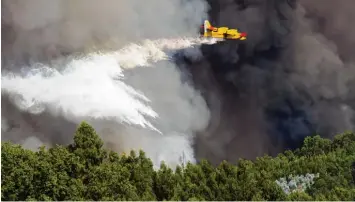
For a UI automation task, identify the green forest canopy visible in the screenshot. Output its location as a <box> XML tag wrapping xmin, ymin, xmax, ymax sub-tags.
<box><xmin>2</xmin><ymin>122</ymin><xmax>355</xmax><ymax>201</ymax></box>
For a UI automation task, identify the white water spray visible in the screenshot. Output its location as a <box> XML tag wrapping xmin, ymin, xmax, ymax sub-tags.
<box><xmin>2</xmin><ymin>37</ymin><xmax>216</xmax><ymax>168</ymax></box>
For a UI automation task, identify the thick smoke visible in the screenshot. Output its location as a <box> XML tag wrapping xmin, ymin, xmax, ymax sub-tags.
<box><xmin>2</xmin><ymin>0</ymin><xmax>355</xmax><ymax>167</ymax></box>
<box><xmin>2</xmin><ymin>0</ymin><xmax>208</xmax><ymax>64</ymax></box>
<box><xmin>299</xmin><ymin>0</ymin><xmax>355</xmax><ymax>62</ymax></box>
<box><xmin>2</xmin><ymin>0</ymin><xmax>210</xmax><ymax>167</ymax></box>
<box><xmin>181</xmin><ymin>0</ymin><xmax>355</xmax><ymax>164</ymax></box>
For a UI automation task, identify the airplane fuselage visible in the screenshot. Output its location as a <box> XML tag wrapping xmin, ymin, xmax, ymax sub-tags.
<box><xmin>200</xmin><ymin>20</ymin><xmax>247</xmax><ymax>40</ymax></box>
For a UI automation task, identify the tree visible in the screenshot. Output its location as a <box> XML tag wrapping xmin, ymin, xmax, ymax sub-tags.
<box><xmin>2</xmin><ymin>122</ymin><xmax>355</xmax><ymax>201</ymax></box>
<box><xmin>69</xmin><ymin>122</ymin><xmax>107</xmax><ymax>168</ymax></box>
<box><xmin>299</xmin><ymin>135</ymin><xmax>332</xmax><ymax>157</ymax></box>
<box><xmin>153</xmin><ymin>162</ymin><xmax>177</xmax><ymax>200</ymax></box>
<box><xmin>1</xmin><ymin>143</ymin><xmax>38</xmax><ymax>200</ymax></box>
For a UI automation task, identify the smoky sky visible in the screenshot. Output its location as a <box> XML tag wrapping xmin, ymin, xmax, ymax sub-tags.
<box><xmin>2</xmin><ymin>0</ymin><xmax>355</xmax><ymax>165</ymax></box>
<box><xmin>181</xmin><ymin>0</ymin><xmax>355</xmax><ymax>164</ymax></box>
<box><xmin>1</xmin><ymin>0</ymin><xmax>208</xmax><ymax>67</ymax></box>
<box><xmin>1</xmin><ymin>0</ymin><xmax>210</xmax><ymax>157</ymax></box>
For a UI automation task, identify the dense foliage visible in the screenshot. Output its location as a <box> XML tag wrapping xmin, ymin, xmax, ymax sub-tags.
<box><xmin>2</xmin><ymin>122</ymin><xmax>355</xmax><ymax>201</ymax></box>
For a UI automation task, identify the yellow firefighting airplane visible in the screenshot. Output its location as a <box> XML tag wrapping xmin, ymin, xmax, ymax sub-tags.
<box><xmin>200</xmin><ymin>20</ymin><xmax>247</xmax><ymax>40</ymax></box>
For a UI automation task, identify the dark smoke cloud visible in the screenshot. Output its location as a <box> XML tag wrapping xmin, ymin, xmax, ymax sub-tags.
<box><xmin>299</xmin><ymin>0</ymin><xmax>355</xmax><ymax>62</ymax></box>
<box><xmin>180</xmin><ymin>0</ymin><xmax>355</xmax><ymax>164</ymax></box>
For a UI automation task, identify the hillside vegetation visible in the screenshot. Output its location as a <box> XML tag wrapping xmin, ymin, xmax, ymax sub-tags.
<box><xmin>2</xmin><ymin>122</ymin><xmax>355</xmax><ymax>201</ymax></box>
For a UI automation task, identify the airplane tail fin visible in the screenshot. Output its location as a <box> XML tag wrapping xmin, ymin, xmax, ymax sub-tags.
<box><xmin>200</xmin><ymin>20</ymin><xmax>214</xmax><ymax>37</ymax></box>
<box><xmin>204</xmin><ymin>20</ymin><xmax>212</xmax><ymax>30</ymax></box>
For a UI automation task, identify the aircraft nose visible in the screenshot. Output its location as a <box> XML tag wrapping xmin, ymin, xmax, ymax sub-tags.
<box><xmin>240</xmin><ymin>32</ymin><xmax>247</xmax><ymax>37</ymax></box>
